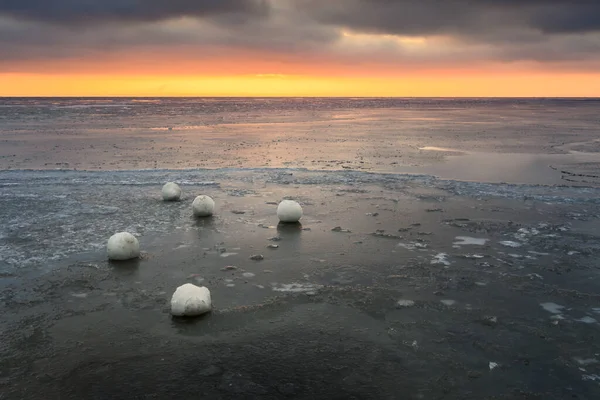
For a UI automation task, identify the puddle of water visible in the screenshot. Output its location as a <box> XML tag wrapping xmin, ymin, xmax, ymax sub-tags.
<box><xmin>416</xmin><ymin>151</ymin><xmax>600</xmax><ymax>185</ymax></box>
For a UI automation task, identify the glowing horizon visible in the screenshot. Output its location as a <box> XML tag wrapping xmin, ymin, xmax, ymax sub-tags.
<box><xmin>2</xmin><ymin>70</ymin><xmax>600</xmax><ymax>98</ymax></box>
<box><xmin>1</xmin><ymin>1</ymin><xmax>599</xmax><ymax>97</ymax></box>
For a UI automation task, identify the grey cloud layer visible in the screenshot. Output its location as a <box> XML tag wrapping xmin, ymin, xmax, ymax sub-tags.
<box><xmin>298</xmin><ymin>0</ymin><xmax>600</xmax><ymax>36</ymax></box>
<box><xmin>0</xmin><ymin>0</ymin><xmax>269</xmax><ymax>24</ymax></box>
<box><xmin>0</xmin><ymin>0</ymin><xmax>599</xmax><ymax>68</ymax></box>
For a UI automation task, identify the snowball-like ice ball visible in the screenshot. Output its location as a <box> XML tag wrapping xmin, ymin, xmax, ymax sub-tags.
<box><xmin>192</xmin><ymin>195</ymin><xmax>215</xmax><ymax>217</ymax></box>
<box><xmin>107</xmin><ymin>232</ymin><xmax>140</xmax><ymax>261</ymax></box>
<box><xmin>277</xmin><ymin>200</ymin><xmax>303</xmax><ymax>223</ymax></box>
<box><xmin>162</xmin><ymin>182</ymin><xmax>182</xmax><ymax>201</ymax></box>
<box><xmin>170</xmin><ymin>283</ymin><xmax>212</xmax><ymax>317</ymax></box>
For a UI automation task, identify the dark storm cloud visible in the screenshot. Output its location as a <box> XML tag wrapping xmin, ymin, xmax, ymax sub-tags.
<box><xmin>0</xmin><ymin>0</ymin><xmax>600</xmax><ymax>69</ymax></box>
<box><xmin>297</xmin><ymin>0</ymin><xmax>600</xmax><ymax>36</ymax></box>
<box><xmin>0</xmin><ymin>0</ymin><xmax>269</xmax><ymax>25</ymax></box>
<box><xmin>532</xmin><ymin>4</ymin><xmax>600</xmax><ymax>33</ymax></box>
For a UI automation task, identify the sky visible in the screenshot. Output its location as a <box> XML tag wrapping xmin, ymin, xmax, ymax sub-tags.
<box><xmin>1</xmin><ymin>0</ymin><xmax>600</xmax><ymax>96</ymax></box>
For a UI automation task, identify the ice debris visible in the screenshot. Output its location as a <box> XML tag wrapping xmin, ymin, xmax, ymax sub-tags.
<box><xmin>170</xmin><ymin>283</ymin><xmax>212</xmax><ymax>317</ymax></box>
<box><xmin>454</xmin><ymin>236</ymin><xmax>488</xmax><ymax>246</ymax></box>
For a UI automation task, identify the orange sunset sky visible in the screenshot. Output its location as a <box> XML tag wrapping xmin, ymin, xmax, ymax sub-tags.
<box><xmin>1</xmin><ymin>1</ymin><xmax>600</xmax><ymax>97</ymax></box>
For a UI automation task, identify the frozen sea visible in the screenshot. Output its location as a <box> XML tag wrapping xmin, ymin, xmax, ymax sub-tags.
<box><xmin>1</xmin><ymin>98</ymin><xmax>600</xmax><ymax>399</ymax></box>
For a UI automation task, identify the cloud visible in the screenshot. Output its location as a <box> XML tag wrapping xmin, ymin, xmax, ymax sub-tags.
<box><xmin>0</xmin><ymin>0</ymin><xmax>599</xmax><ymax>73</ymax></box>
<box><xmin>0</xmin><ymin>0</ymin><xmax>269</xmax><ymax>25</ymax></box>
<box><xmin>296</xmin><ymin>0</ymin><xmax>600</xmax><ymax>37</ymax></box>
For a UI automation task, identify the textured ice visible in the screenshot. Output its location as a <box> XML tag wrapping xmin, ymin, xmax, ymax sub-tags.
<box><xmin>574</xmin><ymin>358</ymin><xmax>598</xmax><ymax>366</ymax></box>
<box><xmin>576</xmin><ymin>316</ymin><xmax>597</xmax><ymax>324</ymax></box>
<box><xmin>431</xmin><ymin>253</ymin><xmax>451</xmax><ymax>266</ymax></box>
<box><xmin>441</xmin><ymin>300</ymin><xmax>456</xmax><ymax>306</ymax></box>
<box><xmin>514</xmin><ymin>228</ymin><xmax>540</xmax><ymax>241</ymax></box>
<box><xmin>220</xmin><ymin>253</ymin><xmax>238</xmax><ymax>258</ymax></box>
<box><xmin>527</xmin><ymin>273</ymin><xmax>544</xmax><ymax>280</ymax></box>
<box><xmin>540</xmin><ymin>302</ymin><xmax>565</xmax><ymax>314</ymax></box>
<box><xmin>454</xmin><ymin>236</ymin><xmax>488</xmax><ymax>246</ymax></box>
<box><xmin>582</xmin><ymin>374</ymin><xmax>600</xmax><ymax>382</ymax></box>
<box><xmin>2</xmin><ymin>167</ymin><xmax>600</xmax><ymax>274</ymax></box>
<box><xmin>499</xmin><ymin>241</ymin><xmax>522</xmax><ymax>248</ymax></box>
<box><xmin>272</xmin><ymin>283</ymin><xmax>323</xmax><ymax>293</ymax></box>
<box><xmin>464</xmin><ymin>254</ymin><xmax>485</xmax><ymax>259</ymax></box>
<box><xmin>397</xmin><ymin>242</ymin><xmax>428</xmax><ymax>250</ymax></box>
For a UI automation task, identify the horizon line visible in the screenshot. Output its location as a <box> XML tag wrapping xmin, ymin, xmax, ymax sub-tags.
<box><xmin>1</xmin><ymin>95</ymin><xmax>599</xmax><ymax>99</ymax></box>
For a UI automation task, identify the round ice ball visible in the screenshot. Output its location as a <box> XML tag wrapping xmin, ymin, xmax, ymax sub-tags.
<box><xmin>107</xmin><ymin>232</ymin><xmax>140</xmax><ymax>261</ymax></box>
<box><xmin>162</xmin><ymin>182</ymin><xmax>182</xmax><ymax>201</ymax></box>
<box><xmin>277</xmin><ymin>200</ymin><xmax>303</xmax><ymax>223</ymax></box>
<box><xmin>192</xmin><ymin>195</ymin><xmax>215</xmax><ymax>217</ymax></box>
<box><xmin>171</xmin><ymin>283</ymin><xmax>212</xmax><ymax>317</ymax></box>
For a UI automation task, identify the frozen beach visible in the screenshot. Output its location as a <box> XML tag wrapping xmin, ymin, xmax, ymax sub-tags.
<box><xmin>1</xmin><ymin>98</ymin><xmax>600</xmax><ymax>399</ymax></box>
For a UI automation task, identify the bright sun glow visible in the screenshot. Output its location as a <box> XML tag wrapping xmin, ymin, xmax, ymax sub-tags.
<box><xmin>2</xmin><ymin>72</ymin><xmax>600</xmax><ymax>97</ymax></box>
<box><xmin>341</xmin><ymin>30</ymin><xmax>428</xmax><ymax>47</ymax></box>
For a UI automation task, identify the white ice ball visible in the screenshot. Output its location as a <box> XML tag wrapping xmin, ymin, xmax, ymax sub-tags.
<box><xmin>170</xmin><ymin>283</ymin><xmax>212</xmax><ymax>317</ymax></box>
<box><xmin>277</xmin><ymin>200</ymin><xmax>303</xmax><ymax>223</ymax></box>
<box><xmin>107</xmin><ymin>232</ymin><xmax>140</xmax><ymax>261</ymax></box>
<box><xmin>192</xmin><ymin>195</ymin><xmax>215</xmax><ymax>217</ymax></box>
<box><xmin>162</xmin><ymin>182</ymin><xmax>182</xmax><ymax>201</ymax></box>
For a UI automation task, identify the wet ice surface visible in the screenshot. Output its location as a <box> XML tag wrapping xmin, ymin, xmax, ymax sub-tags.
<box><xmin>1</xmin><ymin>168</ymin><xmax>600</xmax><ymax>399</ymax></box>
<box><xmin>2</xmin><ymin>98</ymin><xmax>600</xmax><ymax>399</ymax></box>
<box><xmin>3</xmin><ymin>97</ymin><xmax>600</xmax><ymax>186</ymax></box>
